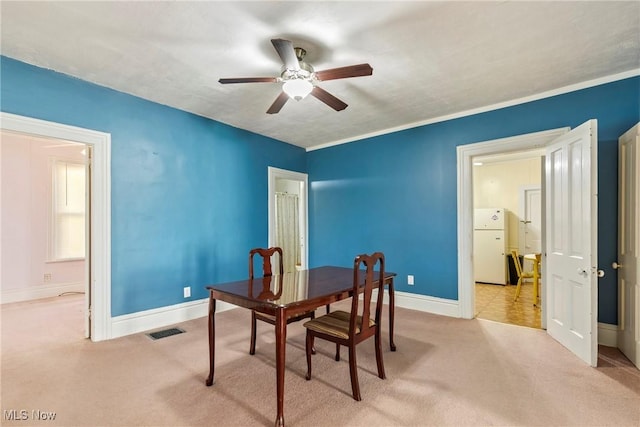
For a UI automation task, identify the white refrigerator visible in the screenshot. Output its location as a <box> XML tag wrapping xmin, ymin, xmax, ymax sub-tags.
<box><xmin>473</xmin><ymin>208</ymin><xmax>508</xmax><ymax>285</ymax></box>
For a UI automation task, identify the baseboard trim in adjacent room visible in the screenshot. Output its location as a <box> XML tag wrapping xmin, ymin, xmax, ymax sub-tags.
<box><xmin>598</xmin><ymin>322</ymin><xmax>618</xmax><ymax>347</ymax></box>
<box><xmin>110</xmin><ymin>298</ymin><xmax>236</xmax><ymax>339</ymax></box>
<box><xmin>1</xmin><ymin>282</ymin><xmax>84</xmax><ymax>304</ymax></box>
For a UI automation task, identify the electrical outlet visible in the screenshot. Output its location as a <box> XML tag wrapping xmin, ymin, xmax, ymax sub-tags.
<box><xmin>183</xmin><ymin>286</ymin><xmax>191</xmax><ymax>298</ymax></box>
<box><xmin>44</xmin><ymin>273</ymin><xmax>52</xmax><ymax>283</ymax></box>
<box><xmin>408</xmin><ymin>275</ymin><xmax>414</xmax><ymax>285</ymax></box>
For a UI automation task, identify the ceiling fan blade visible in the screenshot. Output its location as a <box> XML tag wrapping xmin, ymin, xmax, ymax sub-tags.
<box><xmin>314</xmin><ymin>63</ymin><xmax>373</xmax><ymax>81</ymax></box>
<box><xmin>310</xmin><ymin>87</ymin><xmax>348</xmax><ymax>111</ymax></box>
<box><xmin>219</xmin><ymin>77</ymin><xmax>278</xmax><ymax>84</ymax></box>
<box><xmin>271</xmin><ymin>39</ymin><xmax>300</xmax><ymax>71</ymax></box>
<box><xmin>266</xmin><ymin>92</ymin><xmax>290</xmax><ymax>114</ymax></box>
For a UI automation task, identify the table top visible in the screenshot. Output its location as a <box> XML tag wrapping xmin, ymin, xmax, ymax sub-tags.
<box><xmin>206</xmin><ymin>266</ymin><xmax>396</xmax><ymax>315</ymax></box>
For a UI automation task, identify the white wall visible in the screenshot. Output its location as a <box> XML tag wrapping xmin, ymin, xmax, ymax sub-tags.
<box><xmin>473</xmin><ymin>157</ymin><xmax>541</xmax><ymax>251</ymax></box>
<box><xmin>1</xmin><ymin>131</ymin><xmax>85</xmax><ymax>303</ymax></box>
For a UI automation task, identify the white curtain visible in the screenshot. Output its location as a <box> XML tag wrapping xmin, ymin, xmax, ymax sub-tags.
<box><xmin>275</xmin><ymin>192</ymin><xmax>300</xmax><ymax>273</ymax></box>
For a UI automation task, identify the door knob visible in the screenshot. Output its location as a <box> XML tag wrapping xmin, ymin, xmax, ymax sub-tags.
<box><xmin>612</xmin><ymin>262</ymin><xmax>623</xmax><ymax>269</ymax></box>
<box><xmin>577</xmin><ymin>268</ymin><xmax>588</xmax><ymax>277</ymax></box>
<box><xmin>597</xmin><ymin>270</ymin><xmax>605</xmax><ymax>278</ymax></box>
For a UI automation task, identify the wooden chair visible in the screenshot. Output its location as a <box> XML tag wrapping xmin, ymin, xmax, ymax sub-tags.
<box><xmin>511</xmin><ymin>249</ymin><xmax>534</xmax><ymax>302</ymax></box>
<box><xmin>303</xmin><ymin>252</ymin><xmax>386</xmax><ymax>401</ymax></box>
<box><xmin>249</xmin><ymin>247</ymin><xmax>315</xmax><ymax>355</ymax></box>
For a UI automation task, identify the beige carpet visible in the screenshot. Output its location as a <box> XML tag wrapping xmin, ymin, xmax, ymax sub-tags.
<box><xmin>1</xmin><ymin>294</ymin><xmax>639</xmax><ymax>427</ymax></box>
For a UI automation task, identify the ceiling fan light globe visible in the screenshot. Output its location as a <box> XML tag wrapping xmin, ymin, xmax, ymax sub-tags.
<box><xmin>283</xmin><ymin>79</ymin><xmax>313</xmax><ymax>101</ymax></box>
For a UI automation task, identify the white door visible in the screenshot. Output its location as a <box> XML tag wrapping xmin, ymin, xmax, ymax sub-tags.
<box><xmin>545</xmin><ymin>119</ymin><xmax>598</xmax><ymax>366</ymax></box>
<box><xmin>519</xmin><ymin>186</ymin><xmax>542</xmax><ymax>254</ymax></box>
<box><xmin>617</xmin><ymin>123</ymin><xmax>639</xmax><ymax>369</ymax></box>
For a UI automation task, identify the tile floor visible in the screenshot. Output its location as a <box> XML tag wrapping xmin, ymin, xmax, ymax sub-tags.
<box><xmin>475</xmin><ymin>280</ymin><xmax>541</xmax><ymax>329</ymax></box>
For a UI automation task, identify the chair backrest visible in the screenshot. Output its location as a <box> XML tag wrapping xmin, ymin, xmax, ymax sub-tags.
<box><xmin>249</xmin><ymin>247</ymin><xmax>284</xmax><ymax>300</ymax></box>
<box><xmin>249</xmin><ymin>247</ymin><xmax>284</xmax><ymax>279</ymax></box>
<box><xmin>511</xmin><ymin>250</ymin><xmax>523</xmax><ymax>276</ymax></box>
<box><xmin>350</xmin><ymin>252</ymin><xmax>385</xmax><ymax>339</ymax></box>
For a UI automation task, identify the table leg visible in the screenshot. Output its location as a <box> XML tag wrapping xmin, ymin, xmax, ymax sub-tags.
<box><xmin>387</xmin><ymin>278</ymin><xmax>396</xmax><ymax>352</ymax></box>
<box><xmin>274</xmin><ymin>307</ymin><xmax>286</xmax><ymax>427</ymax></box>
<box><xmin>206</xmin><ymin>296</ymin><xmax>216</xmax><ymax>386</ymax></box>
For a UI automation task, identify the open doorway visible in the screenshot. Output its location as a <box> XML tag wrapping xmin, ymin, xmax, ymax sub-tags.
<box><xmin>460</xmin><ymin>120</ymin><xmax>601</xmax><ymax>368</ymax></box>
<box><xmin>1</xmin><ymin>112</ymin><xmax>111</xmax><ymax>341</ymax></box>
<box><xmin>267</xmin><ymin>167</ymin><xmax>308</xmax><ymax>272</ymax></box>
<box><xmin>1</xmin><ymin>130</ymin><xmax>89</xmax><ymax>337</ymax></box>
<box><xmin>472</xmin><ymin>151</ymin><xmax>543</xmax><ymax>328</ymax></box>
<box><xmin>457</xmin><ymin>126</ymin><xmax>569</xmax><ymax>322</ymax></box>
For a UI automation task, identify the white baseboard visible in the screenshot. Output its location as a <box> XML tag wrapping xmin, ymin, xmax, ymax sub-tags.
<box><xmin>598</xmin><ymin>322</ymin><xmax>618</xmax><ymax>347</ymax></box>
<box><xmin>1</xmin><ymin>282</ymin><xmax>84</xmax><ymax>304</ymax></box>
<box><xmin>378</xmin><ymin>290</ymin><xmax>619</xmax><ymax>348</ymax></box>
<box><xmin>115</xmin><ymin>289</ymin><xmax>457</xmax><ymax>341</ymax></box>
<box><xmin>107</xmin><ymin>291</ymin><xmax>619</xmax><ymax>347</ymax></box>
<box><xmin>394</xmin><ymin>290</ymin><xmax>461</xmax><ymax>317</ymax></box>
<box><xmin>375</xmin><ymin>288</ymin><xmax>461</xmax><ymax>318</ymax></box>
<box><xmin>110</xmin><ymin>298</ymin><xmax>236</xmax><ymax>339</ymax></box>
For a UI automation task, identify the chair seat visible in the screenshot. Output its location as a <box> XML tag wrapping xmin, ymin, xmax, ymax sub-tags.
<box><xmin>303</xmin><ymin>310</ymin><xmax>375</xmax><ymax>340</ymax></box>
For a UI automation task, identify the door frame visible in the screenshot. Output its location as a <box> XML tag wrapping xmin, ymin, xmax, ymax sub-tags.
<box><xmin>267</xmin><ymin>167</ymin><xmax>309</xmax><ymax>270</ymax></box>
<box><xmin>457</xmin><ymin>127</ymin><xmax>569</xmax><ymax>319</ymax></box>
<box><xmin>0</xmin><ymin>112</ymin><xmax>112</xmax><ymax>341</ymax></box>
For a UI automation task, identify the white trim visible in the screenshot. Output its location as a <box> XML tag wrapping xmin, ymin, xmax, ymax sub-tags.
<box><xmin>0</xmin><ymin>112</ymin><xmax>112</xmax><ymax>341</ymax></box>
<box><xmin>374</xmin><ymin>289</ymin><xmax>461</xmax><ymax>318</ymax></box>
<box><xmin>1</xmin><ymin>282</ymin><xmax>84</xmax><ymax>304</ymax></box>
<box><xmin>306</xmin><ymin>69</ymin><xmax>640</xmax><ymax>152</ymax></box>
<box><xmin>110</xmin><ymin>298</ymin><xmax>236</xmax><ymax>339</ymax></box>
<box><xmin>395</xmin><ymin>291</ymin><xmax>460</xmax><ymax>318</ymax></box>
<box><xmin>377</xmin><ymin>290</ymin><xmax>619</xmax><ymax>342</ymax></box>
<box><xmin>457</xmin><ymin>127</ymin><xmax>569</xmax><ymax>320</ymax></box>
<box><xmin>267</xmin><ymin>167</ymin><xmax>309</xmax><ymax>270</ymax></box>
<box><xmin>598</xmin><ymin>322</ymin><xmax>618</xmax><ymax>347</ymax></box>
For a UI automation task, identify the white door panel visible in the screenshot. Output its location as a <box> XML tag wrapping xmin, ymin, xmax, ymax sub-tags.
<box><xmin>519</xmin><ymin>187</ymin><xmax>542</xmax><ymax>255</ymax></box>
<box><xmin>617</xmin><ymin>123</ymin><xmax>639</xmax><ymax>368</ymax></box>
<box><xmin>526</xmin><ymin>190</ymin><xmax>542</xmax><ymax>254</ymax></box>
<box><xmin>545</xmin><ymin>119</ymin><xmax>598</xmax><ymax>366</ymax></box>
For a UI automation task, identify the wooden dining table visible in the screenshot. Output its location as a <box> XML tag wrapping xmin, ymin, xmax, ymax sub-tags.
<box><xmin>205</xmin><ymin>265</ymin><xmax>397</xmax><ymax>427</ymax></box>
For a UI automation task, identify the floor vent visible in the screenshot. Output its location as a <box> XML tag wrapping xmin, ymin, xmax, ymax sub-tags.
<box><xmin>147</xmin><ymin>327</ymin><xmax>185</xmax><ymax>340</ymax></box>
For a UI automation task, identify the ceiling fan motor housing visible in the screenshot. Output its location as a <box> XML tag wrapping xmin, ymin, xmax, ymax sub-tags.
<box><xmin>281</xmin><ymin>59</ymin><xmax>314</xmax><ymax>81</ymax></box>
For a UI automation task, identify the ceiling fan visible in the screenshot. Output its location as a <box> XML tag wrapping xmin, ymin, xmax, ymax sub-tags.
<box><xmin>219</xmin><ymin>38</ymin><xmax>373</xmax><ymax>114</ymax></box>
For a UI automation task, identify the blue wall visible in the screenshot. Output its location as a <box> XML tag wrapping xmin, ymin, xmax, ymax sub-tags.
<box><xmin>1</xmin><ymin>57</ymin><xmax>307</xmax><ymax>316</ymax></box>
<box><xmin>2</xmin><ymin>56</ymin><xmax>639</xmax><ymax>324</ymax></box>
<box><xmin>308</xmin><ymin>76</ymin><xmax>640</xmax><ymax>325</ymax></box>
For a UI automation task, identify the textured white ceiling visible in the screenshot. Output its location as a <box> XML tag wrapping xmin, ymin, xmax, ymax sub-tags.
<box><xmin>1</xmin><ymin>1</ymin><xmax>639</xmax><ymax>150</ymax></box>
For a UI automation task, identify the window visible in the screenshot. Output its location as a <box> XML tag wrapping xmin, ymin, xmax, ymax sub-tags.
<box><xmin>51</xmin><ymin>160</ymin><xmax>85</xmax><ymax>261</ymax></box>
